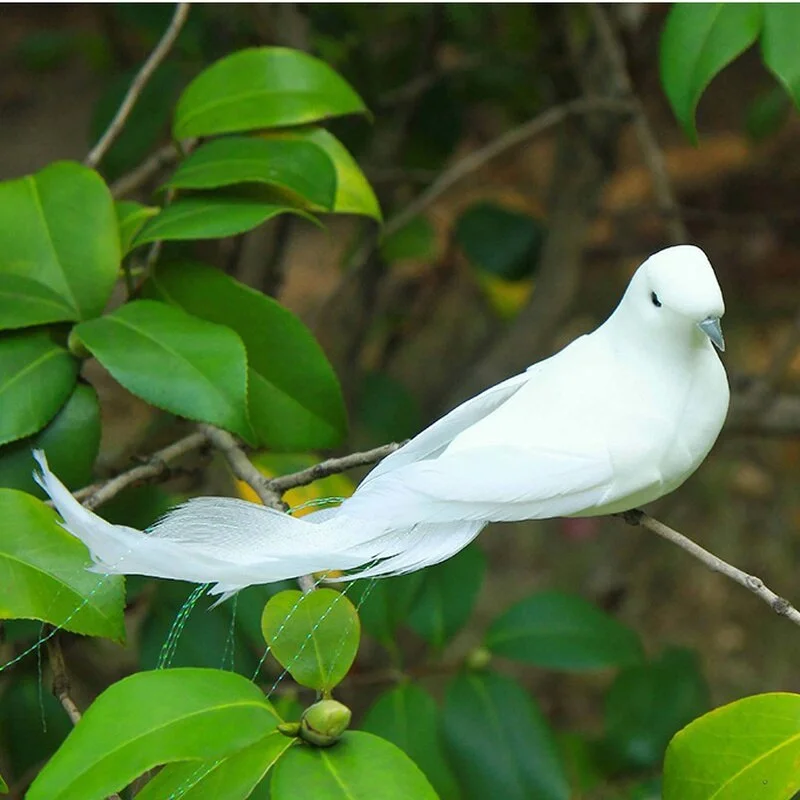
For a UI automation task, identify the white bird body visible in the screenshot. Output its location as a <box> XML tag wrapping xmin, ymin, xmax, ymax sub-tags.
<box><xmin>34</xmin><ymin>244</ymin><xmax>730</xmax><ymax>596</ymax></box>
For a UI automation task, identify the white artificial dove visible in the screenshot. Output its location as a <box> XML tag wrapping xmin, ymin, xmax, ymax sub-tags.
<box><xmin>34</xmin><ymin>244</ymin><xmax>729</xmax><ymax>599</ymax></box>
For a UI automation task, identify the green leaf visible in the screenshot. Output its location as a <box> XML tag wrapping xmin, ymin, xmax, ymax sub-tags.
<box><xmin>443</xmin><ymin>670</ymin><xmax>569</xmax><ymax>800</ymax></box>
<box><xmin>142</xmin><ymin>261</ymin><xmax>347</xmax><ymax>450</ymax></box>
<box><xmin>115</xmin><ymin>200</ymin><xmax>159</xmax><ymax>256</ymax></box>
<box><xmin>0</xmin><ymin>771</ymin><xmax>6</xmax><ymax>794</ymax></box>
<box><xmin>0</xmin><ymin>331</ymin><xmax>78</xmax><ymax>446</ymax></box>
<box><xmin>72</xmin><ymin>299</ymin><xmax>253</xmax><ymax>441</ymax></box>
<box><xmin>455</xmin><ymin>202</ymin><xmax>545</xmax><ymax>281</ymax></box>
<box><xmin>266</xmin><ymin>127</ymin><xmax>381</xmax><ymax>220</ymax></box>
<box><xmin>664</xmin><ymin>692</ymin><xmax>800</xmax><ymax>800</ymax></box>
<box><xmin>174</xmin><ymin>47</ymin><xmax>367</xmax><ymax>139</ymax></box>
<box><xmin>134</xmin><ymin>196</ymin><xmax>316</xmax><ymax>245</ymax></box>
<box><xmin>0</xmin><ymin>161</ymin><xmax>120</xmax><ymax>319</ymax></box>
<box><xmin>603</xmin><ymin>648</ymin><xmax>709</xmax><ymax>770</ymax></box>
<box><xmin>380</xmin><ymin>216</ymin><xmax>439</xmax><ymax>262</ymax></box>
<box><xmin>271</xmin><ymin>731</ymin><xmax>438</xmax><ymax>800</ymax></box>
<box><xmin>0</xmin><ymin>488</ymin><xmax>124</xmax><ymax>639</ymax></box>
<box><xmin>358</xmin><ymin>371</ymin><xmax>422</xmax><ymax>442</ymax></box>
<box><xmin>0</xmin><ymin>382</ymin><xmax>101</xmax><ymax>497</ymax></box>
<box><xmin>135</xmin><ymin>731</ymin><xmax>292</xmax><ymax>800</ymax></box>
<box><xmin>744</xmin><ymin>86</ymin><xmax>791</xmax><ymax>142</ymax></box>
<box><xmin>27</xmin><ymin>668</ymin><xmax>280</xmax><ymax>800</ymax></box>
<box><xmin>350</xmin><ymin>572</ymin><xmax>424</xmax><ymax>648</ymax></box>
<box><xmin>408</xmin><ymin>545</ymin><xmax>485</xmax><ymax>649</ymax></box>
<box><xmin>260</xmin><ymin>588</ymin><xmax>360</xmax><ymax>692</ymax></box>
<box><xmin>660</xmin><ymin>4</ymin><xmax>763</xmax><ymax>141</ymax></box>
<box><xmin>762</xmin><ymin>4</ymin><xmax>800</xmax><ymax>109</ymax></box>
<box><xmin>485</xmin><ymin>591</ymin><xmax>644</xmax><ymax>671</ymax></box>
<box><xmin>362</xmin><ymin>684</ymin><xmax>461</xmax><ymax>799</ymax></box>
<box><xmin>164</xmin><ymin>137</ymin><xmax>337</xmax><ymax>210</ymax></box>
<box><xmin>0</xmin><ymin>274</ymin><xmax>77</xmax><ymax>330</ymax></box>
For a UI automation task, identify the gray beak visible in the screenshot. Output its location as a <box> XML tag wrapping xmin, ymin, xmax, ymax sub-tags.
<box><xmin>698</xmin><ymin>317</ymin><xmax>725</xmax><ymax>352</ymax></box>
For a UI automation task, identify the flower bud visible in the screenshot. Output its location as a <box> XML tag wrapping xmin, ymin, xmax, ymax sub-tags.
<box><xmin>300</xmin><ymin>698</ymin><xmax>352</xmax><ymax>747</ymax></box>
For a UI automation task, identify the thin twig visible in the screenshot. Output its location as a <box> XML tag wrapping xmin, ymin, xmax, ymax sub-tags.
<box><xmin>85</xmin><ymin>3</ymin><xmax>191</xmax><ymax>169</ymax></box>
<box><xmin>45</xmin><ymin>631</ymin><xmax>82</xmax><ymax>725</ymax></box>
<box><xmin>110</xmin><ymin>142</ymin><xmax>184</xmax><ymax>198</ymax></box>
<box><xmin>270</xmin><ymin>442</ymin><xmax>403</xmax><ymax>493</ymax></box>
<box><xmin>589</xmin><ymin>5</ymin><xmax>688</xmax><ymax>244</ymax></box>
<box><xmin>620</xmin><ymin>510</ymin><xmax>800</xmax><ymax>628</ymax></box>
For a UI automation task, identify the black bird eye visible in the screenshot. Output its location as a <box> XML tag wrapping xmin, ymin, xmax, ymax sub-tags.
<box><xmin>651</xmin><ymin>292</ymin><xmax>662</xmax><ymax>308</ymax></box>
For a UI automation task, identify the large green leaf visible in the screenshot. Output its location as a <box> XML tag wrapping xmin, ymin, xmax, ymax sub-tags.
<box><xmin>27</xmin><ymin>668</ymin><xmax>280</xmax><ymax>800</ymax></box>
<box><xmin>349</xmin><ymin>573</ymin><xmax>424</xmax><ymax>649</ymax></box>
<box><xmin>173</xmin><ymin>47</ymin><xmax>367</xmax><ymax>139</ymax></box>
<box><xmin>164</xmin><ymin>137</ymin><xmax>337</xmax><ymax>210</ymax></box>
<box><xmin>603</xmin><ymin>648</ymin><xmax>709</xmax><ymax>771</ymax></box>
<box><xmin>761</xmin><ymin>4</ymin><xmax>800</xmax><ymax>109</ymax></box>
<box><xmin>0</xmin><ymin>274</ymin><xmax>76</xmax><ymax>330</ymax></box>
<box><xmin>0</xmin><ymin>161</ymin><xmax>120</xmax><ymax>319</ymax></box>
<box><xmin>0</xmin><ymin>382</ymin><xmax>101</xmax><ymax>497</ymax></box>
<box><xmin>142</xmin><ymin>261</ymin><xmax>347</xmax><ymax>450</ymax></box>
<box><xmin>362</xmin><ymin>683</ymin><xmax>461</xmax><ymax>799</ymax></box>
<box><xmin>115</xmin><ymin>200</ymin><xmax>159</xmax><ymax>256</ymax></box>
<box><xmin>72</xmin><ymin>299</ymin><xmax>253</xmax><ymax>441</ymax></box>
<box><xmin>664</xmin><ymin>693</ymin><xmax>800</xmax><ymax>800</ymax></box>
<box><xmin>260</xmin><ymin>588</ymin><xmax>360</xmax><ymax>692</ymax></box>
<box><xmin>271</xmin><ymin>731</ymin><xmax>438</xmax><ymax>800</ymax></box>
<box><xmin>0</xmin><ymin>489</ymin><xmax>124</xmax><ymax>639</ymax></box>
<box><xmin>136</xmin><ymin>732</ymin><xmax>292</xmax><ymax>800</ymax></box>
<box><xmin>408</xmin><ymin>545</ymin><xmax>485</xmax><ymax>649</ymax></box>
<box><xmin>660</xmin><ymin>4</ymin><xmax>763</xmax><ymax>141</ymax></box>
<box><xmin>134</xmin><ymin>196</ymin><xmax>315</xmax><ymax>245</ymax></box>
<box><xmin>485</xmin><ymin>591</ymin><xmax>643</xmax><ymax>671</ymax></box>
<box><xmin>443</xmin><ymin>670</ymin><xmax>569</xmax><ymax>800</ymax></box>
<box><xmin>0</xmin><ymin>331</ymin><xmax>78</xmax><ymax>446</ymax></box>
<box><xmin>265</xmin><ymin>127</ymin><xmax>381</xmax><ymax>220</ymax></box>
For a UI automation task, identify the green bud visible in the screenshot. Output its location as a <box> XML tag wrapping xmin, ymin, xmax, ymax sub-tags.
<box><xmin>300</xmin><ymin>698</ymin><xmax>352</xmax><ymax>747</ymax></box>
<box><xmin>278</xmin><ymin>721</ymin><xmax>302</xmax><ymax>737</ymax></box>
<box><xmin>67</xmin><ymin>329</ymin><xmax>91</xmax><ymax>359</ymax></box>
<box><xmin>465</xmin><ymin>646</ymin><xmax>492</xmax><ymax>671</ymax></box>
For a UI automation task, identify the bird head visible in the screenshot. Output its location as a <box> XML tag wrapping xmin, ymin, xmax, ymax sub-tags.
<box><xmin>630</xmin><ymin>245</ymin><xmax>726</xmax><ymax>351</ymax></box>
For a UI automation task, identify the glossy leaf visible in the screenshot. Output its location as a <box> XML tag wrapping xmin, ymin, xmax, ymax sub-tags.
<box><xmin>165</xmin><ymin>136</ymin><xmax>337</xmax><ymax>210</ymax></box>
<box><xmin>762</xmin><ymin>4</ymin><xmax>800</xmax><ymax>109</ymax></box>
<box><xmin>0</xmin><ymin>331</ymin><xmax>78</xmax><ymax>446</ymax></box>
<box><xmin>664</xmin><ymin>692</ymin><xmax>800</xmax><ymax>800</ymax></box>
<box><xmin>0</xmin><ymin>274</ymin><xmax>76</xmax><ymax>330</ymax></box>
<box><xmin>603</xmin><ymin>648</ymin><xmax>709</xmax><ymax>770</ymax></box>
<box><xmin>456</xmin><ymin>201</ymin><xmax>545</xmax><ymax>281</ymax></box>
<box><xmin>350</xmin><ymin>572</ymin><xmax>424</xmax><ymax>648</ymax></box>
<box><xmin>271</xmin><ymin>731</ymin><xmax>438</xmax><ymax>800</ymax></box>
<box><xmin>660</xmin><ymin>4</ymin><xmax>763</xmax><ymax>141</ymax></box>
<box><xmin>0</xmin><ymin>161</ymin><xmax>120</xmax><ymax>319</ymax></box>
<box><xmin>27</xmin><ymin>668</ymin><xmax>280</xmax><ymax>800</ymax></box>
<box><xmin>134</xmin><ymin>195</ymin><xmax>315</xmax><ymax>245</ymax></box>
<box><xmin>143</xmin><ymin>261</ymin><xmax>347</xmax><ymax>450</ymax></box>
<box><xmin>408</xmin><ymin>544</ymin><xmax>485</xmax><ymax>649</ymax></box>
<box><xmin>261</xmin><ymin>588</ymin><xmax>360</xmax><ymax>692</ymax></box>
<box><xmin>136</xmin><ymin>732</ymin><xmax>292</xmax><ymax>800</ymax></box>
<box><xmin>265</xmin><ymin>127</ymin><xmax>381</xmax><ymax>220</ymax></box>
<box><xmin>174</xmin><ymin>47</ymin><xmax>367</xmax><ymax>138</ymax></box>
<box><xmin>0</xmin><ymin>489</ymin><xmax>124</xmax><ymax>639</ymax></box>
<box><xmin>380</xmin><ymin>216</ymin><xmax>438</xmax><ymax>262</ymax></box>
<box><xmin>116</xmin><ymin>200</ymin><xmax>158</xmax><ymax>256</ymax></box>
<box><xmin>443</xmin><ymin>670</ymin><xmax>569</xmax><ymax>800</ymax></box>
<box><xmin>0</xmin><ymin>382</ymin><xmax>101</xmax><ymax>497</ymax></box>
<box><xmin>485</xmin><ymin>591</ymin><xmax>643</xmax><ymax>671</ymax></box>
<box><xmin>72</xmin><ymin>299</ymin><xmax>253</xmax><ymax>441</ymax></box>
<box><xmin>362</xmin><ymin>683</ymin><xmax>461</xmax><ymax>799</ymax></box>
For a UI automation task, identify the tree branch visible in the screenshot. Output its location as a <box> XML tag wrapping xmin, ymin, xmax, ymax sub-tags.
<box><xmin>85</xmin><ymin>3</ymin><xmax>191</xmax><ymax>169</ymax></box>
<box><xmin>45</xmin><ymin>631</ymin><xmax>82</xmax><ymax>725</ymax></box>
<box><xmin>110</xmin><ymin>141</ymin><xmax>184</xmax><ymax>198</ymax></box>
<box><xmin>619</xmin><ymin>510</ymin><xmax>800</xmax><ymax>628</ymax></box>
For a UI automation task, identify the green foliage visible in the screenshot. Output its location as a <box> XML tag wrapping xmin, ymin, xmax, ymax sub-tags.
<box><xmin>27</xmin><ymin>669</ymin><xmax>281</xmax><ymax>800</ymax></box>
<box><xmin>761</xmin><ymin>4</ymin><xmax>800</xmax><ymax>109</ymax></box>
<box><xmin>271</xmin><ymin>731</ymin><xmax>439</xmax><ymax>800</ymax></box>
<box><xmin>72</xmin><ymin>299</ymin><xmax>254</xmax><ymax>441</ymax></box>
<box><xmin>173</xmin><ymin>47</ymin><xmax>368</xmax><ymax>138</ymax></box>
<box><xmin>0</xmin><ymin>771</ymin><xmax>6</xmax><ymax>794</ymax></box>
<box><xmin>0</xmin><ymin>162</ymin><xmax>120</xmax><ymax>320</ymax></box>
<box><xmin>485</xmin><ymin>591</ymin><xmax>644</xmax><ymax>670</ymax></box>
<box><xmin>350</xmin><ymin>572</ymin><xmax>424</xmax><ymax>649</ymax></box>
<box><xmin>115</xmin><ymin>200</ymin><xmax>159</xmax><ymax>256</ymax></box>
<box><xmin>0</xmin><ymin>274</ymin><xmax>76</xmax><ymax>331</ymax></box>
<box><xmin>380</xmin><ymin>216</ymin><xmax>439</xmax><ymax>263</ymax></box>
<box><xmin>261</xmin><ymin>588</ymin><xmax>360</xmax><ymax>692</ymax></box>
<box><xmin>664</xmin><ymin>692</ymin><xmax>800</xmax><ymax>799</ymax></box>
<box><xmin>0</xmin><ymin>489</ymin><xmax>124</xmax><ymax>639</ymax></box>
<box><xmin>443</xmin><ymin>670</ymin><xmax>570</xmax><ymax>800</ymax></box>
<box><xmin>143</xmin><ymin>261</ymin><xmax>347</xmax><ymax>450</ymax></box>
<box><xmin>0</xmin><ymin>332</ymin><xmax>78</xmax><ymax>446</ymax></box>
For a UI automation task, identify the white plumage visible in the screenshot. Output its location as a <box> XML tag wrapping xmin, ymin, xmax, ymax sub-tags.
<box><xmin>35</xmin><ymin>244</ymin><xmax>730</xmax><ymax>598</ymax></box>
